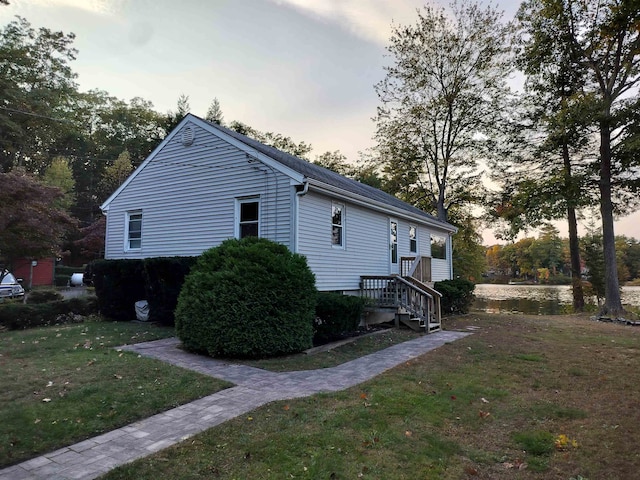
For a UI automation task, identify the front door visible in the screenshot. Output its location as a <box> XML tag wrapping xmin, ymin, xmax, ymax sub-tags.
<box><xmin>389</xmin><ymin>219</ymin><xmax>399</xmax><ymax>274</ymax></box>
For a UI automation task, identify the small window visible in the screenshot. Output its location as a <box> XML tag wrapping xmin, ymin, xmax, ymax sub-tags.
<box><xmin>126</xmin><ymin>211</ymin><xmax>142</xmax><ymax>250</ymax></box>
<box><xmin>331</xmin><ymin>202</ymin><xmax>344</xmax><ymax>247</ymax></box>
<box><xmin>430</xmin><ymin>234</ymin><xmax>446</xmax><ymax>259</ymax></box>
<box><xmin>409</xmin><ymin>225</ymin><xmax>417</xmax><ymax>253</ymax></box>
<box><xmin>390</xmin><ymin>220</ymin><xmax>398</xmax><ymax>264</ymax></box>
<box><xmin>238</xmin><ymin>199</ymin><xmax>260</xmax><ymax>238</ymax></box>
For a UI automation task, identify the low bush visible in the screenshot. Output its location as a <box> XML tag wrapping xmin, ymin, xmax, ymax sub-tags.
<box><xmin>54</xmin><ymin>274</ymin><xmax>70</xmax><ymax>287</ymax></box>
<box><xmin>55</xmin><ymin>265</ymin><xmax>79</xmax><ymax>277</ymax></box>
<box><xmin>314</xmin><ymin>292</ymin><xmax>365</xmax><ymax>344</ymax></box>
<box><xmin>0</xmin><ymin>296</ymin><xmax>98</xmax><ymax>330</ymax></box>
<box><xmin>143</xmin><ymin>256</ymin><xmax>198</xmax><ymax>326</ymax></box>
<box><xmin>175</xmin><ymin>237</ymin><xmax>316</xmax><ymax>359</ymax></box>
<box><xmin>434</xmin><ymin>278</ymin><xmax>475</xmax><ymax>314</ymax></box>
<box><xmin>90</xmin><ymin>259</ymin><xmax>146</xmax><ymax>321</ymax></box>
<box><xmin>27</xmin><ymin>289</ymin><xmax>63</xmax><ymax>304</ymax></box>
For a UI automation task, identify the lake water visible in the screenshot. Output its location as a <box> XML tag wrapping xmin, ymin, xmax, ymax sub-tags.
<box><xmin>473</xmin><ymin>283</ymin><xmax>640</xmax><ymax>315</ymax></box>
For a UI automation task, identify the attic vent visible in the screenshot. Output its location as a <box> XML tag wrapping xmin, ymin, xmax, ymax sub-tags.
<box><xmin>181</xmin><ymin>126</ymin><xmax>195</xmax><ymax>146</ymax></box>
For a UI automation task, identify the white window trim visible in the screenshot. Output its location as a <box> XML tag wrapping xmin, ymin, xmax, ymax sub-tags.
<box><xmin>331</xmin><ymin>201</ymin><xmax>345</xmax><ymax>249</ymax></box>
<box><xmin>235</xmin><ymin>196</ymin><xmax>261</xmax><ymax>239</ymax></box>
<box><xmin>124</xmin><ymin>210</ymin><xmax>142</xmax><ymax>252</ymax></box>
<box><xmin>409</xmin><ymin>225</ymin><xmax>418</xmax><ymax>254</ymax></box>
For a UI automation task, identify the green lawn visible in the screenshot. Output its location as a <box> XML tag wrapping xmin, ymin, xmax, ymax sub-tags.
<box><xmin>0</xmin><ymin>318</ymin><xmax>231</xmax><ymax>467</ymax></box>
<box><xmin>102</xmin><ymin>313</ymin><xmax>640</xmax><ymax>480</ymax></box>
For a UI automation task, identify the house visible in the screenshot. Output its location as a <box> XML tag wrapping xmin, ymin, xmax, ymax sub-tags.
<box><xmin>100</xmin><ymin>114</ymin><xmax>457</xmax><ymax>331</ymax></box>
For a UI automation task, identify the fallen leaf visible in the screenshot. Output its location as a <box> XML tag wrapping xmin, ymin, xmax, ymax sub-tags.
<box><xmin>404</xmin><ymin>430</ymin><xmax>413</xmax><ymax>437</ymax></box>
<box><xmin>34</xmin><ymin>419</ymin><xmax>41</xmax><ymax>424</ymax></box>
<box><xmin>360</xmin><ymin>393</ymin><xmax>368</xmax><ymax>399</ymax></box>
<box><xmin>46</xmin><ymin>381</ymin><xmax>53</xmax><ymax>387</ymax></box>
<box><xmin>450</xmin><ymin>395</ymin><xmax>457</xmax><ymax>400</ymax></box>
<box><xmin>464</xmin><ymin>466</ymin><xmax>479</xmax><ymax>475</ymax></box>
<box><xmin>283</xmin><ymin>405</ymin><xmax>290</xmax><ymax>411</ymax></box>
<box><xmin>42</xmin><ymin>398</ymin><xmax>51</xmax><ymax>403</ymax></box>
<box><xmin>478</xmin><ymin>410</ymin><xmax>491</xmax><ymax>418</ymax></box>
<box><xmin>481</xmin><ymin>397</ymin><xmax>489</xmax><ymax>403</ymax></box>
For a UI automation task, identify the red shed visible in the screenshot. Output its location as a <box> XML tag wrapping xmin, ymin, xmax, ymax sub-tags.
<box><xmin>13</xmin><ymin>258</ymin><xmax>55</xmax><ymax>287</ymax></box>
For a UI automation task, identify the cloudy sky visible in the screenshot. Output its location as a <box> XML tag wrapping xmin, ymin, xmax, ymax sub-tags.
<box><xmin>1</xmin><ymin>0</ymin><xmax>638</xmax><ymax>244</ymax></box>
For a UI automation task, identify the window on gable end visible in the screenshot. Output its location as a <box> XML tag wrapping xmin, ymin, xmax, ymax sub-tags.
<box><xmin>237</xmin><ymin>198</ymin><xmax>260</xmax><ymax>239</ymax></box>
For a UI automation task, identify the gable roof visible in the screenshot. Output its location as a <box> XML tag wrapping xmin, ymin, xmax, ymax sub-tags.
<box><xmin>101</xmin><ymin>113</ymin><xmax>455</xmax><ymax>233</ymax></box>
<box><xmin>198</xmin><ymin>116</ymin><xmax>455</xmax><ymax>232</ymax></box>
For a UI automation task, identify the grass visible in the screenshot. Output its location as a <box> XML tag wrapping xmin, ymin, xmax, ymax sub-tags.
<box><xmin>0</xmin><ymin>318</ymin><xmax>231</xmax><ymax>467</ymax></box>
<box><xmin>101</xmin><ymin>313</ymin><xmax>640</xmax><ymax>479</ymax></box>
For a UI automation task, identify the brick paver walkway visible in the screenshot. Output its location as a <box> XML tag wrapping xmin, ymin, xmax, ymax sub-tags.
<box><xmin>0</xmin><ymin>330</ymin><xmax>470</xmax><ymax>480</ymax></box>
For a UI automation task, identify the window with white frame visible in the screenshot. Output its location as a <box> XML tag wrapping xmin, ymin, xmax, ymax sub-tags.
<box><xmin>331</xmin><ymin>202</ymin><xmax>344</xmax><ymax>247</ymax></box>
<box><xmin>238</xmin><ymin>198</ymin><xmax>260</xmax><ymax>238</ymax></box>
<box><xmin>409</xmin><ymin>225</ymin><xmax>417</xmax><ymax>253</ymax></box>
<box><xmin>126</xmin><ymin>211</ymin><xmax>142</xmax><ymax>250</ymax></box>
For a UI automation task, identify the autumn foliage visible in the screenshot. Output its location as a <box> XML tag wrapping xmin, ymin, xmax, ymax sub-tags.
<box><xmin>0</xmin><ymin>171</ymin><xmax>76</xmax><ymax>269</ymax></box>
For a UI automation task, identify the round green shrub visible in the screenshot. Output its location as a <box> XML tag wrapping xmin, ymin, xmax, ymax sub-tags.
<box><xmin>175</xmin><ymin>237</ymin><xmax>317</xmax><ymax>358</ymax></box>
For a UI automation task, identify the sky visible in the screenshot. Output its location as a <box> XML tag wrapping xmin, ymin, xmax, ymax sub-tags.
<box><xmin>1</xmin><ymin>0</ymin><xmax>638</xmax><ymax>245</ymax></box>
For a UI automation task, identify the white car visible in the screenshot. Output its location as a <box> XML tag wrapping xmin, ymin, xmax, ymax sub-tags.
<box><xmin>0</xmin><ymin>270</ymin><xmax>25</xmax><ymax>299</ymax></box>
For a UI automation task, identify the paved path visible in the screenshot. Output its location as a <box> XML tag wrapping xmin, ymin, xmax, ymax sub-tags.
<box><xmin>0</xmin><ymin>330</ymin><xmax>471</xmax><ymax>480</ymax></box>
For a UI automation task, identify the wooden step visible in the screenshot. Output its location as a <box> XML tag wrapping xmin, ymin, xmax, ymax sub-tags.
<box><xmin>396</xmin><ymin>313</ymin><xmax>425</xmax><ymax>332</ymax></box>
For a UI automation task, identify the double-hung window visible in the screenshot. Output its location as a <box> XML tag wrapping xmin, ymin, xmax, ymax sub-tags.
<box><xmin>126</xmin><ymin>211</ymin><xmax>142</xmax><ymax>251</ymax></box>
<box><xmin>237</xmin><ymin>198</ymin><xmax>260</xmax><ymax>238</ymax></box>
<box><xmin>331</xmin><ymin>202</ymin><xmax>344</xmax><ymax>247</ymax></box>
<box><xmin>409</xmin><ymin>225</ymin><xmax>417</xmax><ymax>254</ymax></box>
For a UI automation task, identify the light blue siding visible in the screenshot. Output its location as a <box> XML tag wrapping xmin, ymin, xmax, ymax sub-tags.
<box><xmin>104</xmin><ymin>122</ymin><xmax>293</xmax><ymax>259</ymax></box>
<box><xmin>297</xmin><ymin>191</ymin><xmax>453</xmax><ymax>291</ymax></box>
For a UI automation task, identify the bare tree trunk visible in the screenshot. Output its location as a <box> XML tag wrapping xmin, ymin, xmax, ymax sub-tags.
<box><xmin>599</xmin><ymin>122</ymin><xmax>624</xmax><ymax>316</ymax></box>
<box><xmin>561</xmin><ymin>142</ymin><xmax>584</xmax><ymax>312</ymax></box>
<box><xmin>567</xmin><ymin>206</ymin><xmax>584</xmax><ymax>311</ymax></box>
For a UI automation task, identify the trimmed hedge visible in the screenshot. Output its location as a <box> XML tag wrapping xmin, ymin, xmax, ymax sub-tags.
<box><xmin>143</xmin><ymin>256</ymin><xmax>198</xmax><ymax>326</ymax></box>
<box><xmin>314</xmin><ymin>292</ymin><xmax>366</xmax><ymax>344</ymax></box>
<box><xmin>91</xmin><ymin>259</ymin><xmax>146</xmax><ymax>321</ymax></box>
<box><xmin>56</xmin><ymin>266</ymin><xmax>79</xmax><ymax>277</ymax></box>
<box><xmin>434</xmin><ymin>278</ymin><xmax>475</xmax><ymax>314</ymax></box>
<box><xmin>175</xmin><ymin>237</ymin><xmax>317</xmax><ymax>359</ymax></box>
<box><xmin>0</xmin><ymin>297</ymin><xmax>98</xmax><ymax>330</ymax></box>
<box><xmin>27</xmin><ymin>289</ymin><xmax>63</xmax><ymax>304</ymax></box>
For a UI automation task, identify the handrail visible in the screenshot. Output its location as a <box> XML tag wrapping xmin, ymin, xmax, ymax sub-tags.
<box><xmin>394</xmin><ymin>275</ymin><xmax>433</xmax><ymax>300</ymax></box>
<box><xmin>403</xmin><ymin>276</ymin><xmax>441</xmax><ymax>297</ymax></box>
<box><xmin>360</xmin><ymin>273</ymin><xmax>441</xmax><ymax>332</ymax></box>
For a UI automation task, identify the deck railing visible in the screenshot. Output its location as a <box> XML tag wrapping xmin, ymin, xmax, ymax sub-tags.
<box><xmin>360</xmin><ymin>275</ymin><xmax>397</xmax><ymax>307</ymax></box>
<box><xmin>360</xmin><ymin>274</ymin><xmax>441</xmax><ymax>332</ymax></box>
<box><xmin>400</xmin><ymin>256</ymin><xmax>432</xmax><ymax>283</ymax></box>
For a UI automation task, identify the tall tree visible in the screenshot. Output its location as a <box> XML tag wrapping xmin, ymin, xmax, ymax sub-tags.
<box><xmin>164</xmin><ymin>93</ymin><xmax>191</xmax><ymax>131</ymax></box>
<box><xmin>227</xmin><ymin>120</ymin><xmax>313</xmax><ymax>159</ymax></box>
<box><xmin>374</xmin><ymin>0</ymin><xmax>515</xmax><ymax>222</ymax></box>
<box><xmin>205</xmin><ymin>97</ymin><xmax>224</xmax><ymax>125</ymax></box>
<box><xmin>0</xmin><ymin>17</ymin><xmax>78</xmax><ymax>173</ymax></box>
<box><xmin>528</xmin><ymin>0</ymin><xmax>640</xmax><ymax>316</ymax></box>
<box><xmin>496</xmin><ymin>0</ymin><xmax>595</xmax><ymax>310</ymax></box>
<box><xmin>42</xmin><ymin>156</ymin><xmax>75</xmax><ymax>211</ymax></box>
<box><xmin>98</xmin><ymin>150</ymin><xmax>133</xmax><ymax>202</ymax></box>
